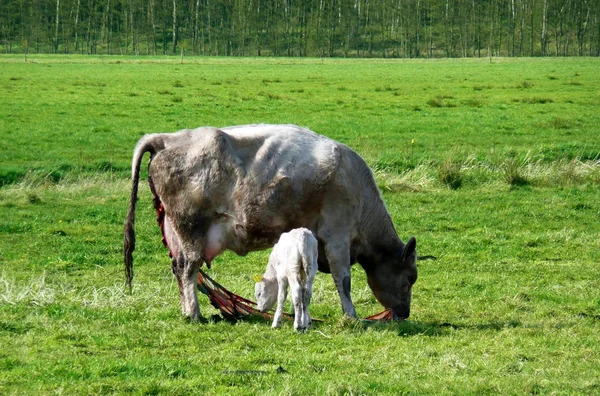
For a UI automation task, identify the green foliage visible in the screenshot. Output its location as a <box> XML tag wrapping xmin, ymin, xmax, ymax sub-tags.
<box><xmin>1</xmin><ymin>57</ymin><xmax>599</xmax><ymax>394</ymax></box>
<box><xmin>1</xmin><ymin>0</ymin><xmax>599</xmax><ymax>57</ymax></box>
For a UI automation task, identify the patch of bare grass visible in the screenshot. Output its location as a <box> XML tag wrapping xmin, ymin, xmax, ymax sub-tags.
<box><xmin>439</xmin><ymin>154</ymin><xmax>464</xmax><ymax>190</ymax></box>
<box><xmin>374</xmin><ymin>165</ymin><xmax>435</xmax><ymax>192</ymax></box>
<box><xmin>427</xmin><ymin>94</ymin><xmax>457</xmax><ymax>108</ymax></box>
<box><xmin>502</xmin><ymin>156</ymin><xmax>531</xmax><ymax>187</ymax></box>
<box><xmin>463</xmin><ymin>99</ymin><xmax>484</xmax><ymax>107</ymax></box>
<box><xmin>530</xmin><ymin>97</ymin><xmax>554</xmax><ymax>104</ymax></box>
<box><xmin>542</xmin><ymin>117</ymin><xmax>581</xmax><ymax>130</ymax></box>
<box><xmin>265</xmin><ymin>92</ymin><xmax>282</xmax><ymax>100</ymax></box>
<box><xmin>518</xmin><ymin>97</ymin><xmax>554</xmax><ymax>104</ymax></box>
<box><xmin>372</xmin><ymin>158</ymin><xmax>600</xmax><ymax>191</ymax></box>
<box><xmin>529</xmin><ymin>159</ymin><xmax>600</xmax><ymax>187</ymax></box>
<box><xmin>375</xmin><ymin>85</ymin><xmax>397</xmax><ymax>93</ymax></box>
<box><xmin>0</xmin><ymin>271</ymin><xmax>178</xmax><ymax>310</ymax></box>
<box><xmin>517</xmin><ymin>80</ymin><xmax>534</xmax><ymax>89</ymax></box>
<box><xmin>427</xmin><ymin>98</ymin><xmax>443</xmax><ymax>108</ymax></box>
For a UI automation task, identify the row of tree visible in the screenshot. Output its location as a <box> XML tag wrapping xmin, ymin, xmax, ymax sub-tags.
<box><xmin>2</xmin><ymin>0</ymin><xmax>599</xmax><ymax>58</ymax></box>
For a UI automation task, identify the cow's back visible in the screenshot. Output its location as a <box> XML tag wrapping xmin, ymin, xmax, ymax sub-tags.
<box><xmin>149</xmin><ymin>125</ymin><xmax>342</xmax><ymax>253</ymax></box>
<box><xmin>224</xmin><ymin>125</ymin><xmax>340</xmax><ymax>238</ymax></box>
<box><xmin>149</xmin><ymin>128</ymin><xmax>242</xmax><ymax>222</ymax></box>
<box><xmin>223</xmin><ymin>124</ymin><xmax>340</xmax><ymax>190</ymax></box>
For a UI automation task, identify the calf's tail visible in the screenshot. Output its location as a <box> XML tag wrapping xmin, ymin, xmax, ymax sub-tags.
<box><xmin>124</xmin><ymin>134</ymin><xmax>167</xmax><ymax>292</ymax></box>
<box><xmin>298</xmin><ymin>232</ymin><xmax>318</xmax><ymax>284</ymax></box>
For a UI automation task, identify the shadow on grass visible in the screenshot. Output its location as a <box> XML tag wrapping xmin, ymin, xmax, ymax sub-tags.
<box><xmin>356</xmin><ymin>319</ymin><xmax>523</xmax><ymax>337</ymax></box>
<box><xmin>204</xmin><ymin>312</ymin><xmax>525</xmax><ymax>337</ymax></box>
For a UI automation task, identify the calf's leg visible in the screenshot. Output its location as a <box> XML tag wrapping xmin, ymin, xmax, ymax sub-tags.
<box><xmin>272</xmin><ymin>278</ymin><xmax>288</xmax><ymax>328</ymax></box>
<box><xmin>289</xmin><ymin>279</ymin><xmax>305</xmax><ymax>331</ymax></box>
<box><xmin>302</xmin><ymin>286</ymin><xmax>313</xmax><ymax>329</ymax></box>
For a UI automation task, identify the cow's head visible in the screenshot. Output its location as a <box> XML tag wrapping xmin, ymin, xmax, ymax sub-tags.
<box><xmin>365</xmin><ymin>237</ymin><xmax>417</xmax><ymax>320</ymax></box>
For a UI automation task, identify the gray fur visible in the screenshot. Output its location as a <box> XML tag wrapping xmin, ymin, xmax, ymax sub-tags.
<box><xmin>124</xmin><ymin>124</ymin><xmax>417</xmax><ymax>320</ymax></box>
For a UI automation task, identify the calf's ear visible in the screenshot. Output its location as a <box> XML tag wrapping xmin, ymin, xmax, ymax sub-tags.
<box><xmin>253</xmin><ymin>274</ymin><xmax>264</xmax><ymax>283</ymax></box>
<box><xmin>401</xmin><ymin>237</ymin><xmax>417</xmax><ymax>261</ymax></box>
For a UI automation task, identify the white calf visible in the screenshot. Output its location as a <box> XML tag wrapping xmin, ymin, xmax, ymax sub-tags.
<box><xmin>255</xmin><ymin>228</ymin><xmax>318</xmax><ymax>331</ymax></box>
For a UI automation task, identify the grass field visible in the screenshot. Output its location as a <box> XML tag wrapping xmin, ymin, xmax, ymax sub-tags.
<box><xmin>1</xmin><ymin>55</ymin><xmax>599</xmax><ymax>394</ymax></box>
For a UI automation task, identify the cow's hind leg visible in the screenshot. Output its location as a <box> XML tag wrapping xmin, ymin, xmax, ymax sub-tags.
<box><xmin>171</xmin><ymin>256</ymin><xmax>185</xmax><ymax>314</ymax></box>
<box><xmin>162</xmin><ymin>215</ymin><xmax>202</xmax><ymax>320</ymax></box>
<box><xmin>182</xmin><ymin>260</ymin><xmax>201</xmax><ymax>320</ymax></box>
<box><xmin>171</xmin><ymin>232</ymin><xmax>206</xmax><ymax>321</ymax></box>
<box><xmin>172</xmin><ymin>251</ymin><xmax>202</xmax><ymax>320</ymax></box>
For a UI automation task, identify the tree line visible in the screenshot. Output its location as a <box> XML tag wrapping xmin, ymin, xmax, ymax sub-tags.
<box><xmin>1</xmin><ymin>0</ymin><xmax>599</xmax><ymax>58</ymax></box>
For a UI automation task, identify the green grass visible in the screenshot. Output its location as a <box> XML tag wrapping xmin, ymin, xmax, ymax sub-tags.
<box><xmin>1</xmin><ymin>55</ymin><xmax>600</xmax><ymax>394</ymax></box>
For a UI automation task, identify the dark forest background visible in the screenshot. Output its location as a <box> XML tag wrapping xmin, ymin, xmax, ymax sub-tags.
<box><xmin>1</xmin><ymin>0</ymin><xmax>599</xmax><ymax>57</ymax></box>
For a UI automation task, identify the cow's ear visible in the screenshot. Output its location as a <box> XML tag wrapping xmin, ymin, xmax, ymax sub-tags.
<box><xmin>402</xmin><ymin>237</ymin><xmax>417</xmax><ymax>261</ymax></box>
<box><xmin>253</xmin><ymin>274</ymin><xmax>264</xmax><ymax>283</ymax></box>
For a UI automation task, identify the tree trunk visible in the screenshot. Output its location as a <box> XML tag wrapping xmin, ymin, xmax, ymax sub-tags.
<box><xmin>530</xmin><ymin>0</ymin><xmax>535</xmax><ymax>56</ymax></box>
<box><xmin>510</xmin><ymin>0</ymin><xmax>515</xmax><ymax>56</ymax></box>
<box><xmin>54</xmin><ymin>0</ymin><xmax>60</xmax><ymax>53</ymax></box>
<box><xmin>172</xmin><ymin>0</ymin><xmax>177</xmax><ymax>54</ymax></box>
<box><xmin>74</xmin><ymin>0</ymin><xmax>80</xmax><ymax>53</ymax></box>
<box><xmin>415</xmin><ymin>0</ymin><xmax>420</xmax><ymax>58</ymax></box>
<box><xmin>194</xmin><ymin>0</ymin><xmax>200</xmax><ymax>54</ymax></box>
<box><xmin>541</xmin><ymin>0</ymin><xmax>548</xmax><ymax>56</ymax></box>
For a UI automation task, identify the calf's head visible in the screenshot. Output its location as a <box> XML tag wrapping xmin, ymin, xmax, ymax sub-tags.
<box><xmin>254</xmin><ymin>276</ymin><xmax>278</xmax><ymax>312</ymax></box>
<box><xmin>365</xmin><ymin>237</ymin><xmax>417</xmax><ymax>320</ymax></box>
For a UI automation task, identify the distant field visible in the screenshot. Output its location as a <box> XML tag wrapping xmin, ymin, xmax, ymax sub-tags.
<box><xmin>1</xmin><ymin>56</ymin><xmax>599</xmax><ymax>394</ymax></box>
<box><xmin>2</xmin><ymin>55</ymin><xmax>599</xmax><ymax>184</ymax></box>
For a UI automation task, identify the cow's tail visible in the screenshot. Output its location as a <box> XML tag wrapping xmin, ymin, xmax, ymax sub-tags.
<box><xmin>124</xmin><ymin>134</ymin><xmax>167</xmax><ymax>293</ymax></box>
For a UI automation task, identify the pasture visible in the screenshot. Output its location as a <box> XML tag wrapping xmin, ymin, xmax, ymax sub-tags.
<box><xmin>1</xmin><ymin>55</ymin><xmax>599</xmax><ymax>394</ymax></box>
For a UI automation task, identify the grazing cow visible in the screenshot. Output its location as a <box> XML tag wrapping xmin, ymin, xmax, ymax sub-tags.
<box><xmin>124</xmin><ymin>124</ymin><xmax>417</xmax><ymax>321</ymax></box>
<box><xmin>255</xmin><ymin>228</ymin><xmax>318</xmax><ymax>330</ymax></box>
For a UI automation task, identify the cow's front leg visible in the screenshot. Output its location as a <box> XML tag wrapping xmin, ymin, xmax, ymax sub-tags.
<box><xmin>324</xmin><ymin>240</ymin><xmax>357</xmax><ymax>318</ymax></box>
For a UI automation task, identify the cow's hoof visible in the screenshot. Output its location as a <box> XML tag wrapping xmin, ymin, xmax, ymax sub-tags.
<box><xmin>183</xmin><ymin>312</ymin><xmax>206</xmax><ymax>323</ymax></box>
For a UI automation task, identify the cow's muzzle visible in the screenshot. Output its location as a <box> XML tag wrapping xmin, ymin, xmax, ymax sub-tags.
<box><xmin>392</xmin><ymin>306</ymin><xmax>410</xmax><ymax>321</ymax></box>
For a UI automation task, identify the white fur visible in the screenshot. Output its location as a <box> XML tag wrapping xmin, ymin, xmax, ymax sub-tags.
<box><xmin>255</xmin><ymin>228</ymin><xmax>318</xmax><ymax>331</ymax></box>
